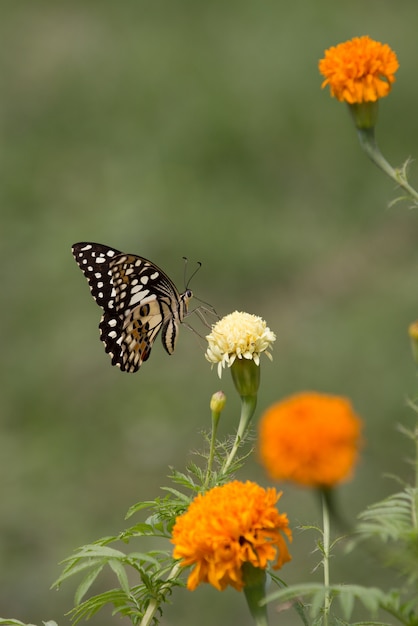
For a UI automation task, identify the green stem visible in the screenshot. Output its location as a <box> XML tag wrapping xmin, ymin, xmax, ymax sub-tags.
<box><xmin>414</xmin><ymin>423</ymin><xmax>418</xmax><ymax>530</ymax></box>
<box><xmin>204</xmin><ymin>410</ymin><xmax>219</xmax><ymax>488</ymax></box>
<box><xmin>357</xmin><ymin>127</ymin><xmax>418</xmax><ymax>204</ymax></box>
<box><xmin>140</xmin><ymin>562</ymin><xmax>181</xmax><ymax>626</ymax></box>
<box><xmin>223</xmin><ymin>394</ymin><xmax>257</xmax><ymax>473</ymax></box>
<box><xmin>321</xmin><ymin>490</ymin><xmax>331</xmax><ymax>626</ymax></box>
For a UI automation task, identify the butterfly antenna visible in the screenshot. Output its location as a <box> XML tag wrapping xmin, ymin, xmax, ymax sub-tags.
<box><xmin>182</xmin><ymin>257</ymin><xmax>219</xmax><ymax>326</ymax></box>
<box><xmin>183</xmin><ymin>256</ymin><xmax>202</xmax><ymax>290</ymax></box>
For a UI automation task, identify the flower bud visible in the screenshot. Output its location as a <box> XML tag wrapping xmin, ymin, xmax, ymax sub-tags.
<box><xmin>210</xmin><ymin>390</ymin><xmax>226</xmax><ymax>414</ymax></box>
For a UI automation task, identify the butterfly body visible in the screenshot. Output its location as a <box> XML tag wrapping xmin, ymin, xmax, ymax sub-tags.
<box><xmin>72</xmin><ymin>242</ymin><xmax>192</xmax><ymax>372</ymax></box>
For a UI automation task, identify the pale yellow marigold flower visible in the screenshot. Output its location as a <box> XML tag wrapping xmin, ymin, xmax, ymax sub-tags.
<box><xmin>206</xmin><ymin>311</ymin><xmax>276</xmax><ymax>378</ymax></box>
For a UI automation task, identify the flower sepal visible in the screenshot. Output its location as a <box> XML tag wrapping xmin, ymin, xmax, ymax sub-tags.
<box><xmin>231</xmin><ymin>357</ymin><xmax>260</xmax><ymax>398</ymax></box>
<box><xmin>348</xmin><ymin>100</ymin><xmax>379</xmax><ymax>130</ymax></box>
<box><xmin>242</xmin><ymin>563</ymin><xmax>269</xmax><ymax>626</ymax></box>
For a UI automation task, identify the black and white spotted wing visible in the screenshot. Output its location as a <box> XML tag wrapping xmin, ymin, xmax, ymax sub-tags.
<box><xmin>72</xmin><ymin>242</ymin><xmax>192</xmax><ymax>372</ymax></box>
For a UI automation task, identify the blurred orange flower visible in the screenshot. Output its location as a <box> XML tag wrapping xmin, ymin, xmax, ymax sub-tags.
<box><xmin>319</xmin><ymin>36</ymin><xmax>399</xmax><ymax>104</ymax></box>
<box><xmin>259</xmin><ymin>392</ymin><xmax>362</xmax><ymax>488</ymax></box>
<box><xmin>171</xmin><ymin>480</ymin><xmax>292</xmax><ymax>591</ymax></box>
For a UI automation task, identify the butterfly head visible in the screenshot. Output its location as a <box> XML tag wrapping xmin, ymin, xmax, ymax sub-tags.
<box><xmin>180</xmin><ymin>289</ymin><xmax>193</xmax><ymax>314</ymax></box>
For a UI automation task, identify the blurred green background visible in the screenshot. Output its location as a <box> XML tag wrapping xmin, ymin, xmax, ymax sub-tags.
<box><xmin>2</xmin><ymin>1</ymin><xmax>418</xmax><ymax>624</ymax></box>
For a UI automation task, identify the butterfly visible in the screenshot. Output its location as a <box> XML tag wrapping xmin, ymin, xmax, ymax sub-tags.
<box><xmin>72</xmin><ymin>242</ymin><xmax>193</xmax><ymax>372</ymax></box>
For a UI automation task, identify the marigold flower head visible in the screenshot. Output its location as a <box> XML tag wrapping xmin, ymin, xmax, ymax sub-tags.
<box><xmin>319</xmin><ymin>36</ymin><xmax>399</xmax><ymax>104</ymax></box>
<box><xmin>259</xmin><ymin>392</ymin><xmax>362</xmax><ymax>488</ymax></box>
<box><xmin>171</xmin><ymin>480</ymin><xmax>292</xmax><ymax>591</ymax></box>
<box><xmin>408</xmin><ymin>320</ymin><xmax>418</xmax><ymax>342</ymax></box>
<box><xmin>206</xmin><ymin>311</ymin><xmax>276</xmax><ymax>378</ymax></box>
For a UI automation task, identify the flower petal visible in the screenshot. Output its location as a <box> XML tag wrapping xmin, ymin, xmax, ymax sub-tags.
<box><xmin>172</xmin><ymin>481</ymin><xmax>292</xmax><ymax>591</ymax></box>
<box><xmin>319</xmin><ymin>36</ymin><xmax>399</xmax><ymax>103</ymax></box>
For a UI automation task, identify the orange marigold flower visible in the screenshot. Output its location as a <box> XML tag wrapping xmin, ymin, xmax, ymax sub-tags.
<box><xmin>408</xmin><ymin>320</ymin><xmax>418</xmax><ymax>342</ymax></box>
<box><xmin>408</xmin><ymin>320</ymin><xmax>418</xmax><ymax>366</ymax></box>
<box><xmin>259</xmin><ymin>392</ymin><xmax>362</xmax><ymax>488</ymax></box>
<box><xmin>319</xmin><ymin>36</ymin><xmax>399</xmax><ymax>104</ymax></box>
<box><xmin>171</xmin><ymin>480</ymin><xmax>292</xmax><ymax>591</ymax></box>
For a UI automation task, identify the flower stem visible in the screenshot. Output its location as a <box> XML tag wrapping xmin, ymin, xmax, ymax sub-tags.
<box><xmin>357</xmin><ymin>127</ymin><xmax>418</xmax><ymax>204</ymax></box>
<box><xmin>321</xmin><ymin>489</ymin><xmax>331</xmax><ymax>626</ymax></box>
<box><xmin>207</xmin><ymin>420</ymin><xmax>217</xmax><ymax>476</ymax></box>
<box><xmin>140</xmin><ymin>562</ymin><xmax>181</xmax><ymax>626</ymax></box>
<box><xmin>223</xmin><ymin>394</ymin><xmax>257</xmax><ymax>473</ymax></box>
<box><xmin>414</xmin><ymin>423</ymin><xmax>418</xmax><ymax>530</ymax></box>
<box><xmin>205</xmin><ymin>411</ymin><xmax>219</xmax><ymax>488</ymax></box>
<box><xmin>204</xmin><ymin>391</ymin><xmax>226</xmax><ymax>488</ymax></box>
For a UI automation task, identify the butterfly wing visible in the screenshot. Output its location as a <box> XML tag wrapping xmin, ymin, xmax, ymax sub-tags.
<box><xmin>109</xmin><ymin>253</ymin><xmax>185</xmax><ymax>372</ymax></box>
<box><xmin>72</xmin><ymin>243</ymin><xmax>192</xmax><ymax>372</ymax></box>
<box><xmin>71</xmin><ymin>242</ymin><xmax>121</xmax><ymax>310</ymax></box>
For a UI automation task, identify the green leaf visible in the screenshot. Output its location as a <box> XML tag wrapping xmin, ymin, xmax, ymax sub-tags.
<box><xmin>126</xmin><ymin>552</ymin><xmax>165</xmax><ymax>567</ymax></box>
<box><xmin>75</xmin><ymin>545</ymin><xmax>126</xmax><ymax>559</ymax></box>
<box><xmin>70</xmin><ymin>589</ymin><xmax>132</xmax><ymax>624</ymax></box>
<box><xmin>264</xmin><ymin>582</ymin><xmax>325</xmax><ymax>605</ymax></box>
<box><xmin>126</xmin><ymin>522</ymin><xmax>160</xmax><ymax>535</ymax></box>
<box><xmin>337</xmin><ymin>587</ymin><xmax>355</xmax><ymax>620</ymax></box>
<box><xmin>0</xmin><ymin>621</ymin><xmax>38</xmax><ymax>626</ymax></box>
<box><xmin>334</xmin><ymin>585</ymin><xmax>384</xmax><ymax>617</ymax></box>
<box><xmin>125</xmin><ymin>500</ymin><xmax>155</xmax><ymax>519</ymax></box>
<box><xmin>74</xmin><ymin>563</ymin><xmax>105</xmax><ymax>605</ymax></box>
<box><xmin>160</xmin><ymin>486</ymin><xmax>193</xmax><ymax>502</ymax></box>
<box><xmin>53</xmin><ymin>557</ymin><xmax>104</xmax><ymax>589</ymax></box>
<box><xmin>311</xmin><ymin>588</ymin><xmax>326</xmax><ymax>616</ymax></box>
<box><xmin>0</xmin><ymin>622</ymin><xmax>59</xmax><ymax>626</ymax></box>
<box><xmin>109</xmin><ymin>560</ymin><xmax>130</xmax><ymax>595</ymax></box>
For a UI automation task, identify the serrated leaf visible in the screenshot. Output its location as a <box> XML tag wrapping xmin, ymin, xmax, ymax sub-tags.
<box><xmin>71</xmin><ymin>589</ymin><xmax>130</xmax><ymax>625</ymax></box>
<box><xmin>125</xmin><ymin>500</ymin><xmax>155</xmax><ymax>519</ymax></box>
<box><xmin>76</xmin><ymin>545</ymin><xmax>126</xmax><ymax>559</ymax></box>
<box><xmin>52</xmin><ymin>557</ymin><xmax>104</xmax><ymax>588</ymax></box>
<box><xmin>264</xmin><ymin>582</ymin><xmax>324</xmax><ymax>605</ymax></box>
<box><xmin>126</xmin><ymin>522</ymin><xmax>157</xmax><ymax>535</ymax></box>
<box><xmin>108</xmin><ymin>560</ymin><xmax>130</xmax><ymax>595</ymax></box>
<box><xmin>160</xmin><ymin>486</ymin><xmax>192</xmax><ymax>502</ymax></box>
<box><xmin>351</xmin><ymin>620</ymin><xmax>392</xmax><ymax>626</ymax></box>
<box><xmin>74</xmin><ymin>563</ymin><xmax>105</xmax><ymax>605</ymax></box>
<box><xmin>0</xmin><ymin>617</ymin><xmax>34</xmax><ymax>626</ymax></box>
<box><xmin>338</xmin><ymin>585</ymin><xmax>383</xmax><ymax>617</ymax></box>
<box><xmin>337</xmin><ymin>588</ymin><xmax>355</xmax><ymax>620</ymax></box>
<box><xmin>126</xmin><ymin>552</ymin><xmax>162</xmax><ymax>567</ymax></box>
<box><xmin>92</xmin><ymin>535</ymin><xmax>119</xmax><ymax>546</ymax></box>
<box><xmin>312</xmin><ymin>588</ymin><xmax>328</xmax><ymax>617</ymax></box>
